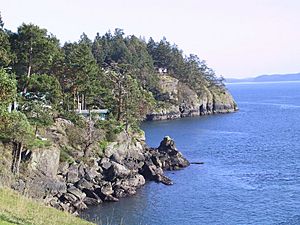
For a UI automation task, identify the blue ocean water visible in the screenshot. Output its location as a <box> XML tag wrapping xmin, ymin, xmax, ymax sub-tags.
<box><xmin>81</xmin><ymin>82</ymin><xmax>300</xmax><ymax>225</ymax></box>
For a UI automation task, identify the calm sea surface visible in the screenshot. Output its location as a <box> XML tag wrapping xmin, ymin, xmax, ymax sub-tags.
<box><xmin>81</xmin><ymin>82</ymin><xmax>300</xmax><ymax>225</ymax></box>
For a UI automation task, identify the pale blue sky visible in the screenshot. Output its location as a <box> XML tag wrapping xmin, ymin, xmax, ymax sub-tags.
<box><xmin>1</xmin><ymin>0</ymin><xmax>300</xmax><ymax>78</ymax></box>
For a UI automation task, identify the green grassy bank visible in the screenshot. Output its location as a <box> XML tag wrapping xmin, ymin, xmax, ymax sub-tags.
<box><xmin>0</xmin><ymin>188</ymin><xmax>95</xmax><ymax>225</ymax></box>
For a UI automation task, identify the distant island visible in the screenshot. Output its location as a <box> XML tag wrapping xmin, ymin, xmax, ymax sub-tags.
<box><xmin>225</xmin><ymin>73</ymin><xmax>300</xmax><ymax>83</ymax></box>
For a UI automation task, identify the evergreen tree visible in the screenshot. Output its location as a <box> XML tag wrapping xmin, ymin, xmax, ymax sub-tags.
<box><xmin>0</xmin><ymin>13</ymin><xmax>13</xmax><ymax>68</ymax></box>
<box><xmin>0</xmin><ymin>68</ymin><xmax>16</xmax><ymax>106</ymax></box>
<box><xmin>9</xmin><ymin>23</ymin><xmax>61</xmax><ymax>92</ymax></box>
<box><xmin>62</xmin><ymin>36</ymin><xmax>104</xmax><ymax>110</ymax></box>
<box><xmin>0</xmin><ymin>69</ymin><xmax>34</xmax><ymax>175</ymax></box>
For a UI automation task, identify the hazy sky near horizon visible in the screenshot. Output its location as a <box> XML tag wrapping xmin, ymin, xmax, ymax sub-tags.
<box><xmin>1</xmin><ymin>0</ymin><xmax>300</xmax><ymax>78</ymax></box>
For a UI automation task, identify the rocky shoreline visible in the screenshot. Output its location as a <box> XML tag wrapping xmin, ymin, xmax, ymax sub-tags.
<box><xmin>52</xmin><ymin>136</ymin><xmax>189</xmax><ymax>214</ymax></box>
<box><xmin>4</xmin><ymin>88</ymin><xmax>237</xmax><ymax>217</ymax></box>
<box><xmin>146</xmin><ymin>104</ymin><xmax>237</xmax><ymax>121</ymax></box>
<box><xmin>11</xmin><ymin>131</ymin><xmax>189</xmax><ymax>215</ymax></box>
<box><xmin>146</xmin><ymin>75</ymin><xmax>238</xmax><ymax>121</ymax></box>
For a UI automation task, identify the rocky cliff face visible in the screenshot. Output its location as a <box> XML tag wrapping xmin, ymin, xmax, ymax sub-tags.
<box><xmin>147</xmin><ymin>75</ymin><xmax>238</xmax><ymax>120</ymax></box>
<box><xmin>6</xmin><ymin>119</ymin><xmax>189</xmax><ymax>215</ymax></box>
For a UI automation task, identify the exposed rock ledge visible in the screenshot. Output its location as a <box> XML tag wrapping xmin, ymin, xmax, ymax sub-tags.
<box><xmin>10</xmin><ymin>119</ymin><xmax>189</xmax><ymax>215</ymax></box>
<box><xmin>147</xmin><ymin>75</ymin><xmax>238</xmax><ymax>121</ymax></box>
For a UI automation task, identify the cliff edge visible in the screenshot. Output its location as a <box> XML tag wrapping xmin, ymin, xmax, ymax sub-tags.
<box><xmin>0</xmin><ymin>119</ymin><xmax>189</xmax><ymax>215</ymax></box>
<box><xmin>147</xmin><ymin>75</ymin><xmax>238</xmax><ymax>120</ymax></box>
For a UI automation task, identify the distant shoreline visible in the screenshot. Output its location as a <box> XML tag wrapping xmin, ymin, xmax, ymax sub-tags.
<box><xmin>225</xmin><ymin>80</ymin><xmax>300</xmax><ymax>85</ymax></box>
<box><xmin>225</xmin><ymin>73</ymin><xmax>300</xmax><ymax>84</ymax></box>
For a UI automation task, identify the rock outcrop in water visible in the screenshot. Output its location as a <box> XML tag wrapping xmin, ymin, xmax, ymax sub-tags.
<box><xmin>3</xmin><ymin>119</ymin><xmax>189</xmax><ymax>215</ymax></box>
<box><xmin>147</xmin><ymin>75</ymin><xmax>238</xmax><ymax>120</ymax></box>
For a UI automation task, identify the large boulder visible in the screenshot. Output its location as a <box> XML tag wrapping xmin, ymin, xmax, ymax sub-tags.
<box><xmin>157</xmin><ymin>136</ymin><xmax>190</xmax><ymax>169</ymax></box>
<box><xmin>67</xmin><ymin>186</ymin><xmax>86</xmax><ymax>200</ymax></box>
<box><xmin>100</xmin><ymin>182</ymin><xmax>114</xmax><ymax>196</ymax></box>
<box><xmin>29</xmin><ymin>145</ymin><xmax>60</xmax><ymax>177</ymax></box>
<box><xmin>25</xmin><ymin>173</ymin><xmax>67</xmax><ymax>199</ymax></box>
<box><xmin>105</xmin><ymin>162</ymin><xmax>131</xmax><ymax>180</ymax></box>
<box><xmin>66</xmin><ymin>164</ymin><xmax>80</xmax><ymax>183</ymax></box>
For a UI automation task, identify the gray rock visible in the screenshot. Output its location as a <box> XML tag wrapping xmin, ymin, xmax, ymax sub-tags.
<box><xmin>101</xmin><ymin>161</ymin><xmax>112</xmax><ymax>170</ymax></box>
<box><xmin>121</xmin><ymin>174</ymin><xmax>145</xmax><ymax>188</ymax></box>
<box><xmin>82</xmin><ymin>188</ymin><xmax>102</xmax><ymax>203</ymax></box>
<box><xmin>106</xmin><ymin>162</ymin><xmax>131</xmax><ymax>180</ymax></box>
<box><xmin>84</xmin><ymin>167</ymin><xmax>102</xmax><ymax>182</ymax></box>
<box><xmin>151</xmin><ymin>155</ymin><xmax>162</xmax><ymax>168</ymax></box>
<box><xmin>157</xmin><ymin>174</ymin><xmax>173</xmax><ymax>185</ymax></box>
<box><xmin>100</xmin><ymin>182</ymin><xmax>113</xmax><ymax>196</ymax></box>
<box><xmin>67</xmin><ymin>164</ymin><xmax>79</xmax><ymax>183</ymax></box>
<box><xmin>114</xmin><ymin>188</ymin><xmax>126</xmax><ymax>198</ymax></box>
<box><xmin>78</xmin><ymin>164</ymin><xmax>86</xmax><ymax>178</ymax></box>
<box><xmin>110</xmin><ymin>153</ymin><xmax>123</xmax><ymax>164</ymax></box>
<box><xmin>29</xmin><ymin>145</ymin><xmax>60</xmax><ymax>177</ymax></box>
<box><xmin>11</xmin><ymin>179</ymin><xmax>26</xmax><ymax>193</ymax></box>
<box><xmin>83</xmin><ymin>197</ymin><xmax>101</xmax><ymax>205</ymax></box>
<box><xmin>75</xmin><ymin>178</ymin><xmax>93</xmax><ymax>190</ymax></box>
<box><xmin>25</xmin><ymin>174</ymin><xmax>67</xmax><ymax>198</ymax></box>
<box><xmin>73</xmin><ymin>200</ymin><xmax>88</xmax><ymax>210</ymax></box>
<box><xmin>58</xmin><ymin>162</ymin><xmax>69</xmax><ymax>176</ymax></box>
<box><xmin>67</xmin><ymin>187</ymin><xmax>86</xmax><ymax>200</ymax></box>
<box><xmin>62</xmin><ymin>193</ymin><xmax>77</xmax><ymax>202</ymax></box>
<box><xmin>140</xmin><ymin>164</ymin><xmax>161</xmax><ymax>180</ymax></box>
<box><xmin>104</xmin><ymin>195</ymin><xmax>119</xmax><ymax>202</ymax></box>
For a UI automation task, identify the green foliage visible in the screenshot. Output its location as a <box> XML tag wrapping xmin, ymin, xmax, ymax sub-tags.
<box><xmin>0</xmin><ymin>21</ymin><xmax>227</xmax><ymax>150</ymax></box>
<box><xmin>26</xmin><ymin>73</ymin><xmax>62</xmax><ymax>105</ymax></box>
<box><xmin>98</xmin><ymin>140</ymin><xmax>108</xmax><ymax>157</ymax></box>
<box><xmin>0</xmin><ymin>69</ymin><xmax>16</xmax><ymax>106</ymax></box>
<box><xmin>0</xmin><ymin>109</ymin><xmax>34</xmax><ymax>145</ymax></box>
<box><xmin>59</xmin><ymin>146</ymin><xmax>74</xmax><ymax>163</ymax></box>
<box><xmin>122</xmin><ymin>74</ymin><xmax>155</xmax><ymax>127</ymax></box>
<box><xmin>9</xmin><ymin>23</ymin><xmax>62</xmax><ymax>79</ymax></box>
<box><xmin>27</xmin><ymin>138</ymin><xmax>51</xmax><ymax>149</ymax></box>
<box><xmin>19</xmin><ymin>74</ymin><xmax>60</xmax><ymax>133</ymax></box>
<box><xmin>0</xmin><ymin>30</ymin><xmax>13</xmax><ymax>68</ymax></box>
<box><xmin>95</xmin><ymin>118</ymin><xmax>124</xmax><ymax>141</ymax></box>
<box><xmin>60</xmin><ymin>110</ymin><xmax>86</xmax><ymax>127</ymax></box>
<box><xmin>22</xmin><ymin>100</ymin><xmax>54</xmax><ymax>133</ymax></box>
<box><xmin>61</xmin><ymin>37</ymin><xmax>106</xmax><ymax>110</ymax></box>
<box><xmin>0</xmin><ymin>13</ymin><xmax>14</xmax><ymax>68</ymax></box>
<box><xmin>102</xmin><ymin>66</ymin><xmax>155</xmax><ymax>127</ymax></box>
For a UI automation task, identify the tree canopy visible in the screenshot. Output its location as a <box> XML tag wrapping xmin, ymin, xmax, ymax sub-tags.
<box><xmin>1</xmin><ymin>20</ymin><xmax>226</xmax><ymax>131</ymax></box>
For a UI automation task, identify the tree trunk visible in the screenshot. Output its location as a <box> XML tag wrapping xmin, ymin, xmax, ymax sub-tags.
<box><xmin>83</xmin><ymin>95</ymin><xmax>86</xmax><ymax>110</ymax></box>
<box><xmin>83</xmin><ymin>120</ymin><xmax>94</xmax><ymax>157</ymax></box>
<box><xmin>73</xmin><ymin>91</ymin><xmax>76</xmax><ymax>110</ymax></box>
<box><xmin>11</xmin><ymin>142</ymin><xmax>22</xmax><ymax>175</ymax></box>
<box><xmin>15</xmin><ymin>143</ymin><xmax>23</xmax><ymax>175</ymax></box>
<box><xmin>117</xmin><ymin>80</ymin><xmax>123</xmax><ymax>121</ymax></box>
<box><xmin>11</xmin><ymin>142</ymin><xmax>18</xmax><ymax>173</ymax></box>
<box><xmin>82</xmin><ymin>94</ymin><xmax>85</xmax><ymax>110</ymax></box>
<box><xmin>23</xmin><ymin>46</ymin><xmax>33</xmax><ymax>93</ymax></box>
<box><xmin>77</xmin><ymin>92</ymin><xmax>80</xmax><ymax>111</ymax></box>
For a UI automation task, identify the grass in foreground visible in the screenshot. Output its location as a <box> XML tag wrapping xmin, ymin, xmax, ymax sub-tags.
<box><xmin>0</xmin><ymin>188</ymin><xmax>95</xmax><ymax>225</ymax></box>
